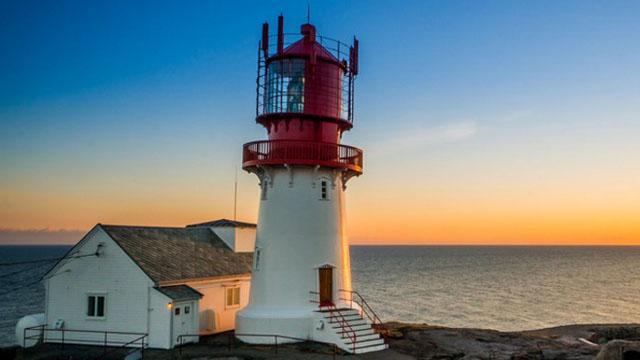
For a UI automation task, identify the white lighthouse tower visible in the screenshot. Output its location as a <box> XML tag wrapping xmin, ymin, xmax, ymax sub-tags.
<box><xmin>236</xmin><ymin>16</ymin><xmax>387</xmax><ymax>353</ymax></box>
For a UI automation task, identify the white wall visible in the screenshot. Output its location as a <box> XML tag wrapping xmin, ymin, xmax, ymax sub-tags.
<box><xmin>185</xmin><ymin>277</ymin><xmax>250</xmax><ymax>334</ymax></box>
<box><xmin>237</xmin><ymin>166</ymin><xmax>354</xmax><ymax>341</ymax></box>
<box><xmin>210</xmin><ymin>227</ymin><xmax>255</xmax><ymax>253</ymax></box>
<box><xmin>44</xmin><ymin>227</ymin><xmax>166</xmax><ymax>348</ymax></box>
<box><xmin>210</xmin><ymin>227</ymin><xmax>235</xmax><ymax>250</ymax></box>
<box><xmin>148</xmin><ymin>290</ymin><xmax>172</xmax><ymax>349</ymax></box>
<box><xmin>234</xmin><ymin>228</ymin><xmax>256</xmax><ymax>253</ymax></box>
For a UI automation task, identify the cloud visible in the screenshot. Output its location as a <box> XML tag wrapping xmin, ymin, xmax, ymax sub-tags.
<box><xmin>423</xmin><ymin>121</ymin><xmax>478</xmax><ymax>144</ymax></box>
<box><xmin>0</xmin><ymin>228</ymin><xmax>85</xmax><ymax>245</ymax></box>
<box><xmin>377</xmin><ymin>120</ymin><xmax>478</xmax><ymax>153</ymax></box>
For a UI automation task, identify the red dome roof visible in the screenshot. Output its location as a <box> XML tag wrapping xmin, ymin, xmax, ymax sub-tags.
<box><xmin>280</xmin><ymin>24</ymin><xmax>339</xmax><ymax>63</ymax></box>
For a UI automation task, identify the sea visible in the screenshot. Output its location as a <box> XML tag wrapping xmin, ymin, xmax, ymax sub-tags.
<box><xmin>2</xmin><ymin>245</ymin><xmax>640</xmax><ymax>347</ymax></box>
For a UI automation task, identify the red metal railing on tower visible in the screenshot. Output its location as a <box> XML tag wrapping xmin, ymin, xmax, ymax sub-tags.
<box><xmin>242</xmin><ymin>140</ymin><xmax>363</xmax><ymax>174</ymax></box>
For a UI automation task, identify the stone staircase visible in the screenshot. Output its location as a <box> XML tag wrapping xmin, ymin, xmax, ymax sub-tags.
<box><xmin>316</xmin><ymin>307</ymin><xmax>388</xmax><ymax>354</ymax></box>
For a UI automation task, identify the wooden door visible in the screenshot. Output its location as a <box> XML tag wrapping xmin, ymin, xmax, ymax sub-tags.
<box><xmin>319</xmin><ymin>267</ymin><xmax>333</xmax><ymax>306</ymax></box>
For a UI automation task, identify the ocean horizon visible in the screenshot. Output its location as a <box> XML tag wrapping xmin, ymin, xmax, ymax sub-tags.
<box><xmin>2</xmin><ymin>244</ymin><xmax>639</xmax><ymax>347</ymax></box>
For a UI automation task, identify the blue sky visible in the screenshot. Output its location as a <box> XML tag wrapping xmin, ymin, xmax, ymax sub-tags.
<box><xmin>1</xmin><ymin>1</ymin><xmax>639</xmax><ymax>244</ymax></box>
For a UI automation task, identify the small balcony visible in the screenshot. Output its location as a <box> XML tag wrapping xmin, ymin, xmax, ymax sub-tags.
<box><xmin>242</xmin><ymin>140</ymin><xmax>363</xmax><ymax>175</ymax></box>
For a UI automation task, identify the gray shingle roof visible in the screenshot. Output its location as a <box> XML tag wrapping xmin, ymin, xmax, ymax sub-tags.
<box><xmin>187</xmin><ymin>218</ymin><xmax>257</xmax><ymax>228</ymax></box>
<box><xmin>155</xmin><ymin>285</ymin><xmax>203</xmax><ymax>301</ymax></box>
<box><xmin>100</xmin><ymin>225</ymin><xmax>253</xmax><ymax>283</ymax></box>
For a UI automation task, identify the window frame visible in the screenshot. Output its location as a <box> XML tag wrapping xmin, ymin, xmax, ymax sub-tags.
<box><xmin>264</xmin><ymin>59</ymin><xmax>306</xmax><ymax>114</ymax></box>
<box><xmin>86</xmin><ymin>293</ymin><xmax>107</xmax><ymax>320</ymax></box>
<box><xmin>319</xmin><ymin>179</ymin><xmax>330</xmax><ymax>201</ymax></box>
<box><xmin>225</xmin><ymin>286</ymin><xmax>241</xmax><ymax>309</ymax></box>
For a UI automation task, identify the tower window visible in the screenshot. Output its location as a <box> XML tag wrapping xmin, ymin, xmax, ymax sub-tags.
<box><xmin>321</xmin><ymin>180</ymin><xmax>328</xmax><ymax>200</ymax></box>
<box><xmin>254</xmin><ymin>248</ymin><xmax>261</xmax><ymax>270</ymax></box>
<box><xmin>261</xmin><ymin>182</ymin><xmax>268</xmax><ymax>200</ymax></box>
<box><xmin>265</xmin><ymin>59</ymin><xmax>305</xmax><ymax>114</ymax></box>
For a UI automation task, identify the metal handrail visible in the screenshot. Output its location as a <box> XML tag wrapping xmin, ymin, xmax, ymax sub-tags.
<box><xmin>264</xmin><ymin>33</ymin><xmax>352</xmax><ymax>62</ymax></box>
<box><xmin>339</xmin><ymin>289</ymin><xmax>389</xmax><ymax>336</ymax></box>
<box><xmin>234</xmin><ymin>332</ymin><xmax>340</xmax><ymax>356</ymax></box>
<box><xmin>23</xmin><ymin>324</ymin><xmax>147</xmax><ymax>359</ymax></box>
<box><xmin>98</xmin><ymin>334</ymin><xmax>147</xmax><ymax>359</ymax></box>
<box><xmin>256</xmin><ymin>31</ymin><xmax>356</xmax><ymax>124</ymax></box>
<box><xmin>327</xmin><ymin>305</ymin><xmax>357</xmax><ymax>353</ymax></box>
<box><xmin>242</xmin><ymin>140</ymin><xmax>363</xmax><ymax>174</ymax></box>
<box><xmin>175</xmin><ymin>333</ymin><xmax>201</xmax><ymax>355</ymax></box>
<box><xmin>309</xmin><ymin>290</ymin><xmax>357</xmax><ymax>352</ymax></box>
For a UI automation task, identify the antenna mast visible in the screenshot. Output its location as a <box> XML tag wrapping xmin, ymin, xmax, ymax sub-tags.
<box><xmin>233</xmin><ymin>167</ymin><xmax>238</xmax><ymax>221</ymax></box>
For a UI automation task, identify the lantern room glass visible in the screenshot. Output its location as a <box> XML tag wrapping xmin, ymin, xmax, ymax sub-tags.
<box><xmin>265</xmin><ymin>59</ymin><xmax>305</xmax><ymax>114</ymax></box>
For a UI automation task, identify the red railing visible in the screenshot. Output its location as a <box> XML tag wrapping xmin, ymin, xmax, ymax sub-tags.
<box><xmin>309</xmin><ymin>291</ymin><xmax>357</xmax><ymax>353</ymax></box>
<box><xmin>257</xmin><ymin>33</ymin><xmax>356</xmax><ymax>123</ymax></box>
<box><xmin>328</xmin><ymin>305</ymin><xmax>357</xmax><ymax>353</ymax></box>
<box><xmin>339</xmin><ymin>289</ymin><xmax>389</xmax><ymax>337</ymax></box>
<box><xmin>242</xmin><ymin>140</ymin><xmax>363</xmax><ymax>174</ymax></box>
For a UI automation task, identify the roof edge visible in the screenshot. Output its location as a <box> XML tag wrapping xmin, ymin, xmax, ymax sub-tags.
<box><xmin>186</xmin><ymin>218</ymin><xmax>257</xmax><ymax>228</ymax></box>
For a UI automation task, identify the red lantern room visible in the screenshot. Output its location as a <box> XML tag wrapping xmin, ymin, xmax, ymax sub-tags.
<box><xmin>243</xmin><ymin>15</ymin><xmax>363</xmax><ymax>177</ymax></box>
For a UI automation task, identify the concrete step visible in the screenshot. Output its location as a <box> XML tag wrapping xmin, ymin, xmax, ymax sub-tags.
<box><xmin>315</xmin><ymin>308</ymin><xmax>352</xmax><ymax>313</ymax></box>
<box><xmin>331</xmin><ymin>319</ymin><xmax>368</xmax><ymax>328</ymax></box>
<box><xmin>344</xmin><ymin>335</ymin><xmax>384</xmax><ymax>346</ymax></box>
<box><xmin>339</xmin><ymin>327</ymin><xmax>375</xmax><ymax>337</ymax></box>
<box><xmin>322</xmin><ymin>310</ymin><xmax>362</xmax><ymax>318</ymax></box>
<box><xmin>353</xmin><ymin>342</ymin><xmax>389</xmax><ymax>354</ymax></box>
<box><xmin>326</xmin><ymin>315</ymin><xmax>364</xmax><ymax>323</ymax></box>
<box><xmin>334</xmin><ymin>323</ymin><xmax>371</xmax><ymax>332</ymax></box>
<box><xmin>344</xmin><ymin>332</ymin><xmax>380</xmax><ymax>343</ymax></box>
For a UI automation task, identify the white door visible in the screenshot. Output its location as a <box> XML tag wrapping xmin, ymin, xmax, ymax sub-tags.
<box><xmin>172</xmin><ymin>302</ymin><xmax>194</xmax><ymax>346</ymax></box>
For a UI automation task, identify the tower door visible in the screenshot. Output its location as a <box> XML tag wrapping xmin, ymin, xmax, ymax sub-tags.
<box><xmin>318</xmin><ymin>266</ymin><xmax>333</xmax><ymax>306</ymax></box>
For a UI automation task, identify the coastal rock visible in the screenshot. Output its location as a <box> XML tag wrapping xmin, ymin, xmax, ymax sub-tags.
<box><xmin>386</xmin><ymin>322</ymin><xmax>602</xmax><ymax>360</ymax></box>
<box><xmin>596</xmin><ymin>340</ymin><xmax>640</xmax><ymax>360</ymax></box>
<box><xmin>510</xmin><ymin>348</ymin><xmax>544</xmax><ymax>360</ymax></box>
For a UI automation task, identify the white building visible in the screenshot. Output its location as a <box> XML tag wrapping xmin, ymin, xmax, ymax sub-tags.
<box><xmin>41</xmin><ymin>219</ymin><xmax>255</xmax><ymax>349</ymax></box>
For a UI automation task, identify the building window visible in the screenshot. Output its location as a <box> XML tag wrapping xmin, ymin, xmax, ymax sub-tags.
<box><xmin>175</xmin><ymin>307</ymin><xmax>180</xmax><ymax>315</ymax></box>
<box><xmin>225</xmin><ymin>287</ymin><xmax>240</xmax><ymax>308</ymax></box>
<box><xmin>184</xmin><ymin>306</ymin><xmax>190</xmax><ymax>314</ymax></box>
<box><xmin>87</xmin><ymin>295</ymin><xmax>106</xmax><ymax>318</ymax></box>
<box><xmin>261</xmin><ymin>182</ymin><xmax>268</xmax><ymax>201</ymax></box>
<box><xmin>320</xmin><ymin>180</ymin><xmax>328</xmax><ymax>200</ymax></box>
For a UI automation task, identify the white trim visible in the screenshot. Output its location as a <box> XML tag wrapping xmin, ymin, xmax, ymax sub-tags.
<box><xmin>85</xmin><ymin>292</ymin><xmax>107</xmax><ymax>320</ymax></box>
<box><xmin>224</xmin><ymin>286</ymin><xmax>241</xmax><ymax>309</ymax></box>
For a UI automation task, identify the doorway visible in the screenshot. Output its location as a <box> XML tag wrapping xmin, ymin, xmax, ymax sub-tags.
<box><xmin>318</xmin><ymin>266</ymin><xmax>334</xmax><ymax>306</ymax></box>
<box><xmin>172</xmin><ymin>302</ymin><xmax>194</xmax><ymax>346</ymax></box>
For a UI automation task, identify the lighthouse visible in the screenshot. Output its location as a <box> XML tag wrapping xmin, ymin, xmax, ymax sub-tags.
<box><xmin>236</xmin><ymin>16</ymin><xmax>387</xmax><ymax>353</ymax></box>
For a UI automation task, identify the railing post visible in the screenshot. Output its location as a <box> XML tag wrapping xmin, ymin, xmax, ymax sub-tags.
<box><xmin>61</xmin><ymin>327</ymin><xmax>64</xmax><ymax>353</ymax></box>
<box><xmin>274</xmin><ymin>335</ymin><xmax>278</xmax><ymax>354</ymax></box>
<box><xmin>103</xmin><ymin>331</ymin><xmax>107</xmax><ymax>356</ymax></box>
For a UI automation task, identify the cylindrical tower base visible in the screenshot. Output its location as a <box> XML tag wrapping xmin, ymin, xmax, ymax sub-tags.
<box><xmin>236</xmin><ymin>165</ymin><xmax>354</xmax><ymax>342</ymax></box>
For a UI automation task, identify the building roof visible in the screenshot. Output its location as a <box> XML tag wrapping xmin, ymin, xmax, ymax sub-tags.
<box><xmin>186</xmin><ymin>218</ymin><xmax>257</xmax><ymax>229</ymax></box>
<box><xmin>100</xmin><ymin>225</ymin><xmax>253</xmax><ymax>283</ymax></box>
<box><xmin>155</xmin><ymin>285</ymin><xmax>203</xmax><ymax>301</ymax></box>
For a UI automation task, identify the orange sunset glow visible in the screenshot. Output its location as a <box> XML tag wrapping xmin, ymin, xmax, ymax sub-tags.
<box><xmin>1</xmin><ymin>1</ymin><xmax>639</xmax><ymax>246</ymax></box>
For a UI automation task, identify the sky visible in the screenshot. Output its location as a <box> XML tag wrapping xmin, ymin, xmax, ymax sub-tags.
<box><xmin>1</xmin><ymin>0</ymin><xmax>639</xmax><ymax>245</ymax></box>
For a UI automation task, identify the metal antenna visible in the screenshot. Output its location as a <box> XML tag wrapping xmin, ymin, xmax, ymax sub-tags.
<box><xmin>307</xmin><ymin>2</ymin><xmax>310</xmax><ymax>23</ymax></box>
<box><xmin>233</xmin><ymin>166</ymin><xmax>238</xmax><ymax>221</ymax></box>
